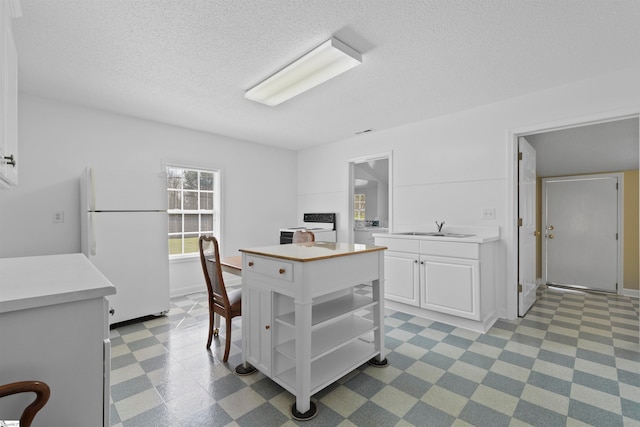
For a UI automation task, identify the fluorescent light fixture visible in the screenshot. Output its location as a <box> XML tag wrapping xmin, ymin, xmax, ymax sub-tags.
<box><xmin>245</xmin><ymin>37</ymin><xmax>362</xmax><ymax>106</ymax></box>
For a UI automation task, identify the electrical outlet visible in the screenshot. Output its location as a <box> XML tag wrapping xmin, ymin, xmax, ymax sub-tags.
<box><xmin>481</xmin><ymin>208</ymin><xmax>495</xmax><ymax>221</ymax></box>
<box><xmin>53</xmin><ymin>210</ymin><xmax>64</xmax><ymax>223</ymax></box>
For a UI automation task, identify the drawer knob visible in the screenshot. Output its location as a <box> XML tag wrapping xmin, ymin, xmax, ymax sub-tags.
<box><xmin>279</xmin><ymin>268</ymin><xmax>286</xmax><ymax>275</ymax></box>
<box><xmin>248</xmin><ymin>261</ymin><xmax>254</xmax><ymax>267</ymax></box>
<box><xmin>265</xmin><ymin>325</ymin><xmax>270</xmax><ymax>330</ymax></box>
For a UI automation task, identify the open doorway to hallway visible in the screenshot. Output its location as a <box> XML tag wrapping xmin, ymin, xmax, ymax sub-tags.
<box><xmin>515</xmin><ymin>116</ymin><xmax>639</xmax><ymax>316</ymax></box>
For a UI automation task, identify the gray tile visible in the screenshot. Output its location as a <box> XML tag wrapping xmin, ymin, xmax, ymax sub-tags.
<box><xmin>180</xmin><ymin>403</ymin><xmax>233</xmax><ymax>427</ymax></box>
<box><xmin>572</xmin><ymin>370</ymin><xmax>620</xmax><ymax>396</ymax></box>
<box><xmin>421</xmin><ymin>351</ymin><xmax>456</xmax><ymax>370</ymax></box>
<box><xmin>348</xmin><ymin>400</ymin><xmax>401</xmax><ymax>426</ymax></box>
<box><xmin>617</xmin><ymin>368</ymin><xmax>640</xmax><ymax>388</ymax></box>
<box><xmin>343</xmin><ymin>370</ymin><xmax>387</xmax><ymax>399</ymax></box>
<box><xmin>476</xmin><ymin>333</ymin><xmax>508</xmax><ymax>349</ymax></box>
<box><xmin>578</xmin><ymin>331</ymin><xmax>614</xmax><ymax>345</ymax></box>
<box><xmin>111</xmin><ymin>375</ymin><xmax>155</xmax><ymax>402</ymax></box>
<box><xmin>235</xmin><ymin>402</ymin><xmax>290</xmax><ymax>427</ymax></box>
<box><xmin>390</xmin><ymin>372</ymin><xmax>433</xmax><ymax>398</ymax></box>
<box><xmin>398</xmin><ymin>321</ymin><xmax>425</xmax><ymax>334</ymax></box>
<box><xmin>204</xmin><ymin>372</ymin><xmax>247</xmax><ymax>401</ymax></box>
<box><xmin>459</xmin><ymin>400</ymin><xmax>512</xmax><ymax>427</ymax></box>
<box><xmin>621</xmin><ymin>398</ymin><xmax>640</xmax><ymax>422</ymax></box>
<box><xmin>537</xmin><ymin>348</ymin><xmax>575</xmax><ymax>368</ymax></box>
<box><xmin>481</xmin><ymin>372</ymin><xmax>525</xmax><ymax>398</ymax></box>
<box><xmin>111</xmin><ymin>352</ymin><xmax>138</xmax><ymax>370</ymax></box>
<box><xmin>403</xmin><ymin>401</ymin><xmax>456</xmax><ymax>427</ymax></box>
<box><xmin>545</xmin><ymin>331</ymin><xmax>579</xmax><ymax>347</ymax></box>
<box><xmin>250</xmin><ymin>377</ymin><xmax>287</xmax><ymax>400</ymax></box>
<box><xmin>498</xmin><ymin>350</ymin><xmax>535</xmax><ymax>369</ymax></box>
<box><xmin>568</xmin><ymin>399</ymin><xmax>624</xmax><ymax>427</ymax></box>
<box><xmin>122</xmin><ymin>404</ymin><xmax>177</xmax><ymax>427</ymax></box>
<box><xmin>509</xmin><ymin>332</ymin><xmax>544</xmax><ymax>348</ymax></box>
<box><xmin>436</xmin><ymin>372</ymin><xmax>479</xmax><ymax>398</ymax></box>
<box><xmin>527</xmin><ymin>371</ymin><xmax>572</xmax><ymax>397</ymax></box>
<box><xmin>442</xmin><ymin>334</ymin><xmax>474</xmax><ymax>350</ymax></box>
<box><xmin>408</xmin><ymin>334</ymin><xmax>439</xmax><ymax>350</ymax></box>
<box><xmin>513</xmin><ymin>400</ymin><xmax>567</xmax><ymax>426</ymax></box>
<box><xmin>428</xmin><ymin>321</ymin><xmax>456</xmax><ymax>333</ymax></box>
<box><xmin>459</xmin><ymin>350</ymin><xmax>495</xmax><ymax>370</ymax></box>
<box><xmin>576</xmin><ymin>348</ymin><xmax>616</xmax><ymax>367</ymax></box>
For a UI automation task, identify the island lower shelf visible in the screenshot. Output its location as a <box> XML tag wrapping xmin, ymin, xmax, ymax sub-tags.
<box><xmin>272</xmin><ymin>339</ymin><xmax>378</xmax><ymax>396</ymax></box>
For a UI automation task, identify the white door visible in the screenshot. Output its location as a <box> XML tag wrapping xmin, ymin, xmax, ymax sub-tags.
<box><xmin>518</xmin><ymin>137</ymin><xmax>537</xmax><ymax>316</ymax></box>
<box><xmin>542</xmin><ymin>175</ymin><xmax>618</xmax><ymax>292</ymax></box>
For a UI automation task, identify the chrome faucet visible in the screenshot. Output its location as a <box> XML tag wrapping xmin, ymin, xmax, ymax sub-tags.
<box><xmin>435</xmin><ymin>221</ymin><xmax>445</xmax><ymax>232</ymax></box>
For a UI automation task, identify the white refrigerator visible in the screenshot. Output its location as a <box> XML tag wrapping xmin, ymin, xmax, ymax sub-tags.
<box><xmin>80</xmin><ymin>166</ymin><xmax>170</xmax><ymax>325</ymax></box>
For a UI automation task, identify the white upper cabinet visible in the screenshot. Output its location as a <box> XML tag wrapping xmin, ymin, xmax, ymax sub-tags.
<box><xmin>0</xmin><ymin>0</ymin><xmax>20</xmax><ymax>189</ymax></box>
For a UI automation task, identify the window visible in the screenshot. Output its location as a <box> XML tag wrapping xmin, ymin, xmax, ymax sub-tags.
<box><xmin>167</xmin><ymin>166</ymin><xmax>220</xmax><ymax>257</ymax></box>
<box><xmin>354</xmin><ymin>193</ymin><xmax>366</xmax><ymax>221</ymax></box>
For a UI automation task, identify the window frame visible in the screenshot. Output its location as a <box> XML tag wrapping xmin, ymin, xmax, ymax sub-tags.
<box><xmin>354</xmin><ymin>193</ymin><xmax>366</xmax><ymax>221</ymax></box>
<box><xmin>165</xmin><ymin>162</ymin><xmax>221</xmax><ymax>259</ymax></box>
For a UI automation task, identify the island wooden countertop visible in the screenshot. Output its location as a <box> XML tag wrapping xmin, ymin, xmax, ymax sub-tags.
<box><xmin>239</xmin><ymin>242</ymin><xmax>386</xmax><ymax>262</ymax></box>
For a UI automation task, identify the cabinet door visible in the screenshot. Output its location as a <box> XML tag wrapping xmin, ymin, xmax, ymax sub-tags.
<box><xmin>420</xmin><ymin>255</ymin><xmax>480</xmax><ymax>320</ymax></box>
<box><xmin>245</xmin><ymin>285</ymin><xmax>272</xmax><ymax>376</ymax></box>
<box><xmin>384</xmin><ymin>251</ymin><xmax>419</xmax><ymax>306</ymax></box>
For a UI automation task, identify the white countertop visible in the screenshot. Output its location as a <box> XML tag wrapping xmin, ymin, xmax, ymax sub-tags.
<box><xmin>240</xmin><ymin>242</ymin><xmax>386</xmax><ymax>262</ymax></box>
<box><xmin>373</xmin><ymin>227</ymin><xmax>500</xmax><ymax>244</ymax></box>
<box><xmin>0</xmin><ymin>253</ymin><xmax>116</xmax><ymax>314</ymax></box>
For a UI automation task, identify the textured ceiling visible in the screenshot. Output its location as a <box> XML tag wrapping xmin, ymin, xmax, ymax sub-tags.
<box><xmin>12</xmin><ymin>0</ymin><xmax>640</xmax><ymax>150</ymax></box>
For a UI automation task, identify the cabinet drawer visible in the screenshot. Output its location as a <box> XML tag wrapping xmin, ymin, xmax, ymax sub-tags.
<box><xmin>374</xmin><ymin>237</ymin><xmax>420</xmax><ymax>253</ymax></box>
<box><xmin>245</xmin><ymin>256</ymin><xmax>293</xmax><ymax>282</ymax></box>
<box><xmin>420</xmin><ymin>241</ymin><xmax>479</xmax><ymax>259</ymax></box>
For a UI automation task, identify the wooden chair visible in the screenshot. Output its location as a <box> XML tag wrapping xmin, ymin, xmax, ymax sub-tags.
<box><xmin>199</xmin><ymin>235</ymin><xmax>242</xmax><ymax>362</ymax></box>
<box><xmin>0</xmin><ymin>381</ymin><xmax>50</xmax><ymax>427</ymax></box>
<box><xmin>292</xmin><ymin>230</ymin><xmax>315</xmax><ymax>243</ymax></box>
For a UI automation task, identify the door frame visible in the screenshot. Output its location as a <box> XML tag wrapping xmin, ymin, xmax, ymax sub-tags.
<box><xmin>348</xmin><ymin>151</ymin><xmax>393</xmax><ymax>244</ymax></box>
<box><xmin>505</xmin><ymin>108</ymin><xmax>639</xmax><ymax>319</ymax></box>
<box><xmin>541</xmin><ymin>173</ymin><xmax>623</xmax><ymax>292</ymax></box>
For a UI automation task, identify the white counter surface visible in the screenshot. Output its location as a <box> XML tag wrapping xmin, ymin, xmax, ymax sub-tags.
<box><xmin>0</xmin><ymin>253</ymin><xmax>116</xmax><ymax>314</ymax></box>
<box><xmin>240</xmin><ymin>242</ymin><xmax>386</xmax><ymax>262</ymax></box>
<box><xmin>373</xmin><ymin>229</ymin><xmax>499</xmax><ymax>244</ymax></box>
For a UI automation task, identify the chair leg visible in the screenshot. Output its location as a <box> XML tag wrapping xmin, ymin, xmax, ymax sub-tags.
<box><xmin>206</xmin><ymin>308</ymin><xmax>215</xmax><ymax>349</ymax></box>
<box><xmin>223</xmin><ymin>315</ymin><xmax>232</xmax><ymax>362</ymax></box>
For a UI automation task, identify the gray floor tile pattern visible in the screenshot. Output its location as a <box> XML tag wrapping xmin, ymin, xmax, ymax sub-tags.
<box><xmin>109</xmin><ymin>285</ymin><xmax>640</xmax><ymax>426</ymax></box>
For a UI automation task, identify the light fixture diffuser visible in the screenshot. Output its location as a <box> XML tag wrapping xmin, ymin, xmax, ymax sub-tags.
<box><xmin>245</xmin><ymin>37</ymin><xmax>362</xmax><ymax>106</ymax></box>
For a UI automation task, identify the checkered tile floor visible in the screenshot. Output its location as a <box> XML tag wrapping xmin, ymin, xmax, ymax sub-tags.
<box><xmin>109</xmin><ymin>285</ymin><xmax>640</xmax><ymax>426</ymax></box>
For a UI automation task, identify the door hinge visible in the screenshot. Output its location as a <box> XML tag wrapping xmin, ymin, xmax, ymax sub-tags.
<box><xmin>616</xmin><ymin>182</ymin><xmax>618</xmax><ymax>190</ymax></box>
<box><xmin>616</xmin><ymin>233</ymin><xmax>618</xmax><ymax>240</ymax></box>
<box><xmin>518</xmin><ymin>283</ymin><xmax>523</xmax><ymax>292</ymax></box>
<box><xmin>518</xmin><ymin>152</ymin><xmax>523</xmax><ymax>161</ymax></box>
<box><xmin>518</xmin><ymin>218</ymin><xmax>523</xmax><ymax>227</ymax></box>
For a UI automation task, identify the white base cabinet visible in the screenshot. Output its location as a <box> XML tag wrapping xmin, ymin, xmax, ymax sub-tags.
<box><xmin>239</xmin><ymin>243</ymin><xmax>386</xmax><ymax>418</ymax></box>
<box><xmin>0</xmin><ymin>254</ymin><xmax>116</xmax><ymax>427</ymax></box>
<box><xmin>375</xmin><ymin>234</ymin><xmax>498</xmax><ymax>332</ymax></box>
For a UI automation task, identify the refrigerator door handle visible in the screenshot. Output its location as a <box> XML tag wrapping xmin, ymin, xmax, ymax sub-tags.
<box><xmin>89</xmin><ymin>211</ymin><xmax>97</xmax><ymax>256</ymax></box>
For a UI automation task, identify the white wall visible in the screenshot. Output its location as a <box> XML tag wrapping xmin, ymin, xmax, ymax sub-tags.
<box><xmin>297</xmin><ymin>65</ymin><xmax>640</xmax><ymax>320</ymax></box>
<box><xmin>0</xmin><ymin>94</ymin><xmax>298</xmax><ymax>296</ymax></box>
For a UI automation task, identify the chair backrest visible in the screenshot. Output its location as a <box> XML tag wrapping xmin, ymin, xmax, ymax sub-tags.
<box><xmin>199</xmin><ymin>235</ymin><xmax>231</xmax><ymax>309</ymax></box>
<box><xmin>293</xmin><ymin>230</ymin><xmax>315</xmax><ymax>243</ymax></box>
<box><xmin>0</xmin><ymin>381</ymin><xmax>50</xmax><ymax>427</ymax></box>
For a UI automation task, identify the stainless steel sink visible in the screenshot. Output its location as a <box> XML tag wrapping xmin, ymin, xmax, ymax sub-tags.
<box><xmin>395</xmin><ymin>232</ymin><xmax>475</xmax><ymax>238</ymax></box>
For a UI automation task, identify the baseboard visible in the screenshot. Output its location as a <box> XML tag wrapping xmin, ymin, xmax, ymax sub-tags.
<box><xmin>622</xmin><ymin>288</ymin><xmax>640</xmax><ymax>299</ymax></box>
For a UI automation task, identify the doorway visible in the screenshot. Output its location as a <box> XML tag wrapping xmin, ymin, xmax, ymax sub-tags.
<box><xmin>510</xmin><ymin>113</ymin><xmax>639</xmax><ymax>318</ymax></box>
<box><xmin>348</xmin><ymin>152</ymin><xmax>392</xmax><ymax>244</ymax></box>
<box><xmin>542</xmin><ymin>174</ymin><xmax>620</xmax><ymax>292</ymax></box>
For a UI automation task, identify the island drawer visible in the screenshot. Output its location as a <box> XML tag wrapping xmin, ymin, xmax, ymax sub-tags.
<box><xmin>245</xmin><ymin>255</ymin><xmax>293</xmax><ymax>282</ymax></box>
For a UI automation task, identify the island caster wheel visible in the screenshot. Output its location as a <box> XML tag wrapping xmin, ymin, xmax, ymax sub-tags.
<box><xmin>235</xmin><ymin>363</ymin><xmax>257</xmax><ymax>376</ymax></box>
<box><xmin>213</xmin><ymin>328</ymin><xmax>219</xmax><ymax>337</ymax></box>
<box><xmin>367</xmin><ymin>357</ymin><xmax>389</xmax><ymax>367</ymax></box>
<box><xmin>291</xmin><ymin>401</ymin><xmax>317</xmax><ymax>421</ymax></box>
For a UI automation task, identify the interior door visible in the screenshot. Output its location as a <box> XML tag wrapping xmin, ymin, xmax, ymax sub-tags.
<box><xmin>542</xmin><ymin>175</ymin><xmax>618</xmax><ymax>292</ymax></box>
<box><xmin>518</xmin><ymin>137</ymin><xmax>537</xmax><ymax>316</ymax></box>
